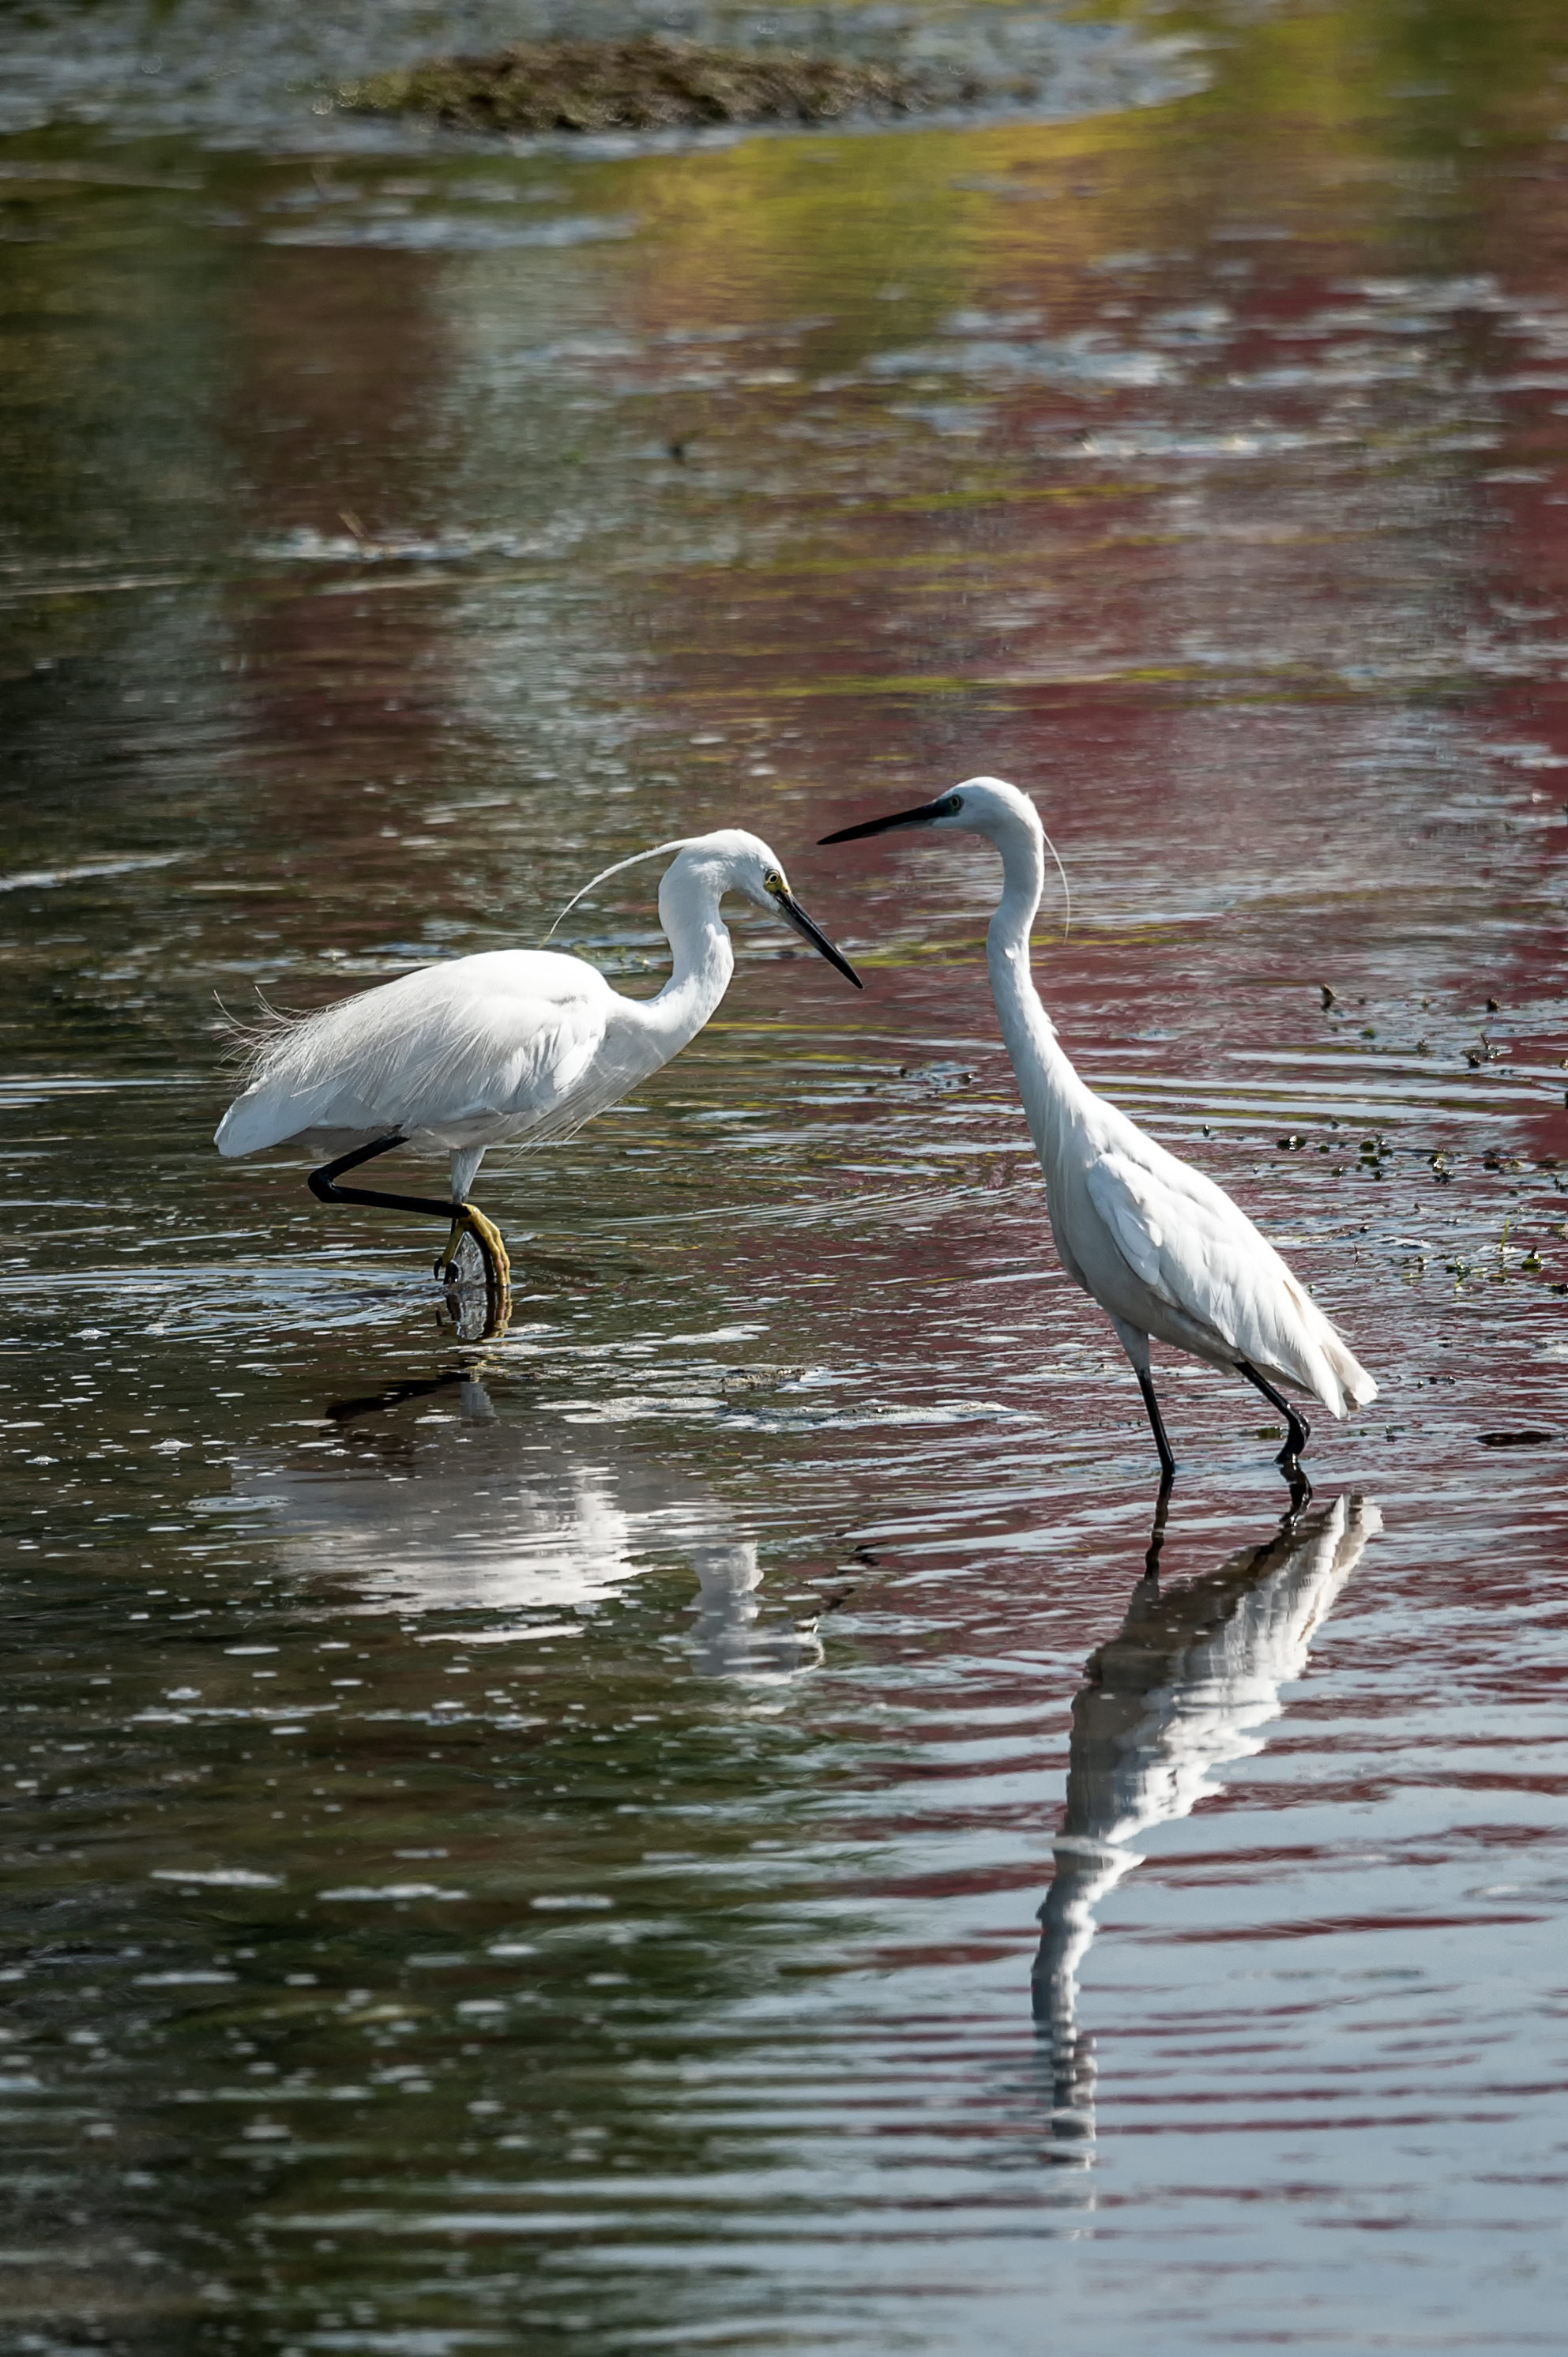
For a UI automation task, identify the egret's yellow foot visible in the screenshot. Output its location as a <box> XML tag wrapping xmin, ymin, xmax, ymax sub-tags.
<box><xmin>434</xmin><ymin>1205</ymin><xmax>511</xmax><ymax>1306</ymax></box>
<box><xmin>461</xmin><ymin>1205</ymin><xmax>512</xmax><ymax>1295</ymax></box>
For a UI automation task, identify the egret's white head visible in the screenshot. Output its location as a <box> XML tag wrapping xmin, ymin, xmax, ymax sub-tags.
<box><xmin>819</xmin><ymin>774</ymin><xmax>1042</xmax><ymax>846</ymax></box>
<box><xmin>671</xmin><ymin>828</ymin><xmax>806</xmax><ymax>910</ymax></box>
<box><xmin>818</xmin><ymin>776</ymin><xmax>1069</xmax><ymax>940</ymax></box>
<box><xmin>667</xmin><ymin>830</ymin><xmax>863</xmax><ymax>987</ymax></box>
<box><xmin>548</xmin><ymin>828</ymin><xmax>863</xmax><ymax>989</ymax></box>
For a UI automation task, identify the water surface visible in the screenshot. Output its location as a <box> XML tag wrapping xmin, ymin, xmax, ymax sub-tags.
<box><xmin>5</xmin><ymin>2</ymin><xmax>1568</xmax><ymax>2351</ymax></box>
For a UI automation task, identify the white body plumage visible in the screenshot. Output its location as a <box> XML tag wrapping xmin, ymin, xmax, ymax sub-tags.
<box><xmin>216</xmin><ymin>944</ymin><xmax>671</xmax><ymax>1191</ymax></box>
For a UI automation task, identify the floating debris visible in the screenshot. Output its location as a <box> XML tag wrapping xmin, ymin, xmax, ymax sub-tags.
<box><xmin>340</xmin><ymin>35</ymin><xmax>991</xmax><ymax>135</ymax></box>
<box><xmin>1465</xmin><ymin>1031</ymin><xmax>1506</xmax><ymax>1066</ymax></box>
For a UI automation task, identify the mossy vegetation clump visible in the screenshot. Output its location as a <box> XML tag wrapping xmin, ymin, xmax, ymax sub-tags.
<box><xmin>341</xmin><ymin>34</ymin><xmax>980</xmax><ymax>135</ymax></box>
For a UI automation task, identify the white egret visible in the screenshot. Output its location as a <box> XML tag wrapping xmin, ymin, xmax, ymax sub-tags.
<box><xmin>216</xmin><ymin>829</ymin><xmax>861</xmax><ymax>1322</ymax></box>
<box><xmin>822</xmin><ymin>777</ymin><xmax>1376</xmax><ymax>1484</ymax></box>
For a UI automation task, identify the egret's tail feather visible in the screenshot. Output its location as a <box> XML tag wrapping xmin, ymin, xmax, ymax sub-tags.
<box><xmin>1307</xmin><ymin>1295</ymin><xmax>1378</xmax><ymax>1415</ymax></box>
<box><xmin>1278</xmin><ymin>1276</ymin><xmax>1377</xmax><ymax>1418</ymax></box>
<box><xmin>1306</xmin><ymin>1330</ymin><xmax>1377</xmax><ymax>1419</ymax></box>
<box><xmin>1335</xmin><ymin>1351</ymin><xmax>1378</xmax><ymax>1412</ymax></box>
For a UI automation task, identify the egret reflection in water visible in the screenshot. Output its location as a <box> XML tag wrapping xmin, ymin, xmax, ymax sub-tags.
<box><xmin>1033</xmin><ymin>1492</ymin><xmax>1381</xmax><ymax>2152</ymax></box>
<box><xmin>230</xmin><ymin>1366</ymin><xmax>820</xmax><ymax>1681</ymax></box>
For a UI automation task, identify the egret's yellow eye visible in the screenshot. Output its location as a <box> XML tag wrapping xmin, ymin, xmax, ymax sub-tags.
<box><xmin>764</xmin><ymin>869</ymin><xmax>785</xmax><ymax>895</ymax></box>
<box><xmin>944</xmin><ymin>795</ymin><xmax>964</xmax><ymax>814</ymax></box>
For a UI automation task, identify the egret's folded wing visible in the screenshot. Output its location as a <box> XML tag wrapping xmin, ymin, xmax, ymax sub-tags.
<box><xmin>1081</xmin><ymin>1145</ymin><xmax>1376</xmax><ymax>1416</ymax></box>
<box><xmin>492</xmin><ymin>1009</ymin><xmax>671</xmax><ymax>1148</ymax></box>
<box><xmin>1084</xmin><ymin>1155</ymin><xmax>1174</xmax><ymax>1299</ymax></box>
<box><xmin>427</xmin><ymin>976</ymin><xmax>613</xmax><ymax>1134</ymax></box>
<box><xmin>218</xmin><ymin>954</ymin><xmax>630</xmax><ymax>1154</ymax></box>
<box><xmin>1085</xmin><ymin>1148</ymin><xmax>1266</xmax><ymax>1349</ymax></box>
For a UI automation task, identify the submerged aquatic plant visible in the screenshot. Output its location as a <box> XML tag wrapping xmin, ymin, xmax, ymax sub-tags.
<box><xmin>340</xmin><ymin>35</ymin><xmax>993</xmax><ymax>134</ymax></box>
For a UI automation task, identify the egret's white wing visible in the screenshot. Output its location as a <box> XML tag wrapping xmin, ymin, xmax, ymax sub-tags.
<box><xmin>491</xmin><ymin>999</ymin><xmax>670</xmax><ymax>1148</ymax></box>
<box><xmin>217</xmin><ymin>951</ymin><xmax>658</xmax><ymax>1156</ymax></box>
<box><xmin>1082</xmin><ymin>1142</ymin><xmax>1374</xmax><ymax>1411</ymax></box>
<box><xmin>1085</xmin><ymin>1146</ymin><xmax>1270</xmax><ymax>1347</ymax></box>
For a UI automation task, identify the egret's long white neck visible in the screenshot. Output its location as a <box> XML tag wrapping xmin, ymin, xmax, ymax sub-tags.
<box><xmin>982</xmin><ymin>810</ymin><xmax>1083</xmax><ymax>1153</ymax></box>
<box><xmin>635</xmin><ymin>855</ymin><xmax>736</xmax><ymax>1062</ymax></box>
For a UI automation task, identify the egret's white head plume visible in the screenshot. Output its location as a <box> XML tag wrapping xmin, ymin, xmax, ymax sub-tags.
<box><xmin>543</xmin><ymin>840</ymin><xmax>691</xmax><ymax>945</ymax></box>
<box><xmin>543</xmin><ymin>833</ymin><xmax>862</xmax><ymax>989</ymax></box>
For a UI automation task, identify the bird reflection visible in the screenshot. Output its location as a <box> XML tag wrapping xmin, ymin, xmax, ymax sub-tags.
<box><xmin>229</xmin><ymin>1366</ymin><xmax>819</xmax><ymax>1681</ymax></box>
<box><xmin>1032</xmin><ymin>1491</ymin><xmax>1380</xmax><ymax>2160</ymax></box>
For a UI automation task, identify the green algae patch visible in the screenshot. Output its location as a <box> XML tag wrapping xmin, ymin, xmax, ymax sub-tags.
<box><xmin>340</xmin><ymin>35</ymin><xmax>987</xmax><ymax>135</ymax></box>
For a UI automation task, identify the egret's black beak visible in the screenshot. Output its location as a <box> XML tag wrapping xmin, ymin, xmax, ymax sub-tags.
<box><xmin>819</xmin><ymin>797</ymin><xmax>950</xmax><ymax>844</ymax></box>
<box><xmin>774</xmin><ymin>889</ymin><xmax>863</xmax><ymax>990</ymax></box>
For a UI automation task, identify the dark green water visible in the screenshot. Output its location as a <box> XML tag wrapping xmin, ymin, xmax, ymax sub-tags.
<box><xmin>6</xmin><ymin>3</ymin><xmax>1568</xmax><ymax>2351</ymax></box>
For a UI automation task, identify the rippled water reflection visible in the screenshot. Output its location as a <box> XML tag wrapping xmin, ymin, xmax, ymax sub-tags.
<box><xmin>6</xmin><ymin>1</ymin><xmax>1568</xmax><ymax>2349</ymax></box>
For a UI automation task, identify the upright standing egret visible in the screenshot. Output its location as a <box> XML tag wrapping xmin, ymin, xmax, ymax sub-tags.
<box><xmin>216</xmin><ymin>829</ymin><xmax>861</xmax><ymax>1325</ymax></box>
<box><xmin>822</xmin><ymin>778</ymin><xmax>1375</xmax><ymax>1486</ymax></box>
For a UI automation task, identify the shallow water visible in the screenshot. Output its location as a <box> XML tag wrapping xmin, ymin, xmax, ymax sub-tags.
<box><xmin>6</xmin><ymin>2</ymin><xmax>1568</xmax><ymax>2351</ymax></box>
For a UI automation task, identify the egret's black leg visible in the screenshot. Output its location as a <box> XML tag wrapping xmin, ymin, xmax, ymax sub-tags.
<box><xmin>308</xmin><ymin>1136</ymin><xmax>510</xmax><ymax>1327</ymax></box>
<box><xmin>1143</xmin><ymin>1478</ymin><xmax>1172</xmax><ymax>1581</ymax></box>
<box><xmin>1136</xmin><ymin>1367</ymin><xmax>1178</xmax><ymax>1486</ymax></box>
<box><xmin>1235</xmin><ymin>1359</ymin><xmax>1311</xmax><ymax>1469</ymax></box>
<box><xmin>309</xmin><ymin>1134</ymin><xmax>460</xmax><ymax>1224</ymax></box>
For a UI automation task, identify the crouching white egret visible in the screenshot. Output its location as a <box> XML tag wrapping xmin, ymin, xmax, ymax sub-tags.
<box><xmin>822</xmin><ymin>777</ymin><xmax>1375</xmax><ymax>1488</ymax></box>
<box><xmin>216</xmin><ymin>829</ymin><xmax>861</xmax><ymax>1328</ymax></box>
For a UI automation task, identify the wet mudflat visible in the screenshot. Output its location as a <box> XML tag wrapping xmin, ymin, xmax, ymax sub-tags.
<box><xmin>4</xmin><ymin>2</ymin><xmax>1568</xmax><ymax>2351</ymax></box>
